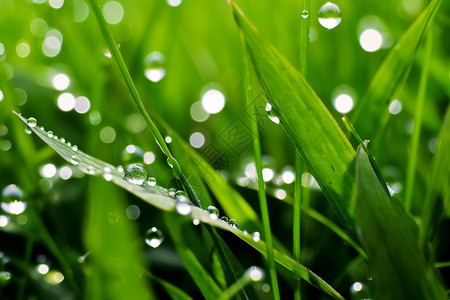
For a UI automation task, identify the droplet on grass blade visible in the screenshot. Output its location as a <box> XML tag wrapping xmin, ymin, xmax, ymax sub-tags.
<box><xmin>27</xmin><ymin>117</ymin><xmax>37</xmax><ymax>127</ymax></box>
<box><xmin>318</xmin><ymin>2</ymin><xmax>341</xmax><ymax>29</ymax></box>
<box><xmin>144</xmin><ymin>51</ymin><xmax>166</xmax><ymax>82</ymax></box>
<box><xmin>207</xmin><ymin>205</ymin><xmax>219</xmax><ymax>220</ymax></box>
<box><xmin>1</xmin><ymin>185</ymin><xmax>27</xmax><ymax>215</ymax></box>
<box><xmin>145</xmin><ymin>227</ymin><xmax>164</xmax><ymax>248</ymax></box>
<box><xmin>124</xmin><ymin>164</ymin><xmax>147</xmax><ymax>185</ymax></box>
<box><xmin>228</xmin><ymin>219</ymin><xmax>238</xmax><ymax>229</ymax></box>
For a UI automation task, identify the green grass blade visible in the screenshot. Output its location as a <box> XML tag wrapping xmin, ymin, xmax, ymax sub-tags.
<box><xmin>16</xmin><ymin>112</ymin><xmax>342</xmax><ymax>299</ymax></box>
<box><xmin>404</xmin><ymin>30</ymin><xmax>432</xmax><ymax>210</ymax></box>
<box><xmin>419</xmin><ymin>106</ymin><xmax>450</xmax><ymax>250</ymax></box>
<box><xmin>230</xmin><ymin>1</ymin><xmax>357</xmax><ymax>238</ymax></box>
<box><xmin>355</xmin><ymin>147</ymin><xmax>447</xmax><ymax>300</ymax></box>
<box><xmin>241</xmin><ymin>30</ymin><xmax>280</xmax><ymax>299</ymax></box>
<box><xmin>351</xmin><ymin>0</ymin><xmax>442</xmax><ymax>138</ymax></box>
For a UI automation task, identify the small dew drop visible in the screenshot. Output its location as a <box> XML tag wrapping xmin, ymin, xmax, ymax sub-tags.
<box><xmin>27</xmin><ymin>117</ymin><xmax>37</xmax><ymax>128</ymax></box>
<box><xmin>25</xmin><ymin>128</ymin><xmax>32</xmax><ymax>135</ymax></box>
<box><xmin>147</xmin><ymin>177</ymin><xmax>156</xmax><ymax>186</ymax></box>
<box><xmin>124</xmin><ymin>164</ymin><xmax>147</xmax><ymax>185</ymax></box>
<box><xmin>70</xmin><ymin>155</ymin><xmax>80</xmax><ymax>165</ymax></box>
<box><xmin>220</xmin><ymin>216</ymin><xmax>229</xmax><ymax>222</ymax></box>
<box><xmin>1</xmin><ymin>184</ymin><xmax>27</xmax><ymax>215</ymax></box>
<box><xmin>168</xmin><ymin>188</ymin><xmax>176</xmax><ymax>198</ymax></box>
<box><xmin>207</xmin><ymin>205</ymin><xmax>219</xmax><ymax>220</ymax></box>
<box><xmin>167</xmin><ymin>158</ymin><xmax>174</xmax><ymax>168</ymax></box>
<box><xmin>175</xmin><ymin>201</ymin><xmax>191</xmax><ymax>216</ymax></box>
<box><xmin>144</xmin><ymin>51</ymin><xmax>166</xmax><ymax>82</ymax></box>
<box><xmin>252</xmin><ymin>232</ymin><xmax>261</xmax><ymax>242</ymax></box>
<box><xmin>47</xmin><ymin>131</ymin><xmax>54</xmax><ymax>138</ymax></box>
<box><xmin>318</xmin><ymin>2</ymin><xmax>342</xmax><ymax>30</ymax></box>
<box><xmin>301</xmin><ymin>10</ymin><xmax>309</xmax><ymax>18</ymax></box>
<box><xmin>265</xmin><ymin>101</ymin><xmax>280</xmax><ymax>124</ymax></box>
<box><xmin>145</xmin><ymin>227</ymin><xmax>164</xmax><ymax>248</ymax></box>
<box><xmin>72</xmin><ymin>145</ymin><xmax>78</xmax><ymax>151</ymax></box>
<box><xmin>228</xmin><ymin>219</ymin><xmax>238</xmax><ymax>229</ymax></box>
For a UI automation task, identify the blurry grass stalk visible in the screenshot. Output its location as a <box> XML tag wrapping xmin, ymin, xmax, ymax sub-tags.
<box><xmin>404</xmin><ymin>29</ymin><xmax>432</xmax><ymax>210</ymax></box>
<box><xmin>87</xmin><ymin>0</ymin><xmax>201</xmax><ymax>208</ymax></box>
<box><xmin>294</xmin><ymin>0</ymin><xmax>310</xmax><ymax>299</ymax></box>
<box><xmin>240</xmin><ymin>30</ymin><xmax>281</xmax><ymax>300</ymax></box>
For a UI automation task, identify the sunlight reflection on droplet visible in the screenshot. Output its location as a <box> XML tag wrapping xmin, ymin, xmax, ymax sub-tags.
<box><xmin>99</xmin><ymin>126</ymin><xmax>116</xmax><ymax>143</ymax></box>
<box><xmin>57</xmin><ymin>93</ymin><xmax>75</xmax><ymax>111</ymax></box>
<box><xmin>40</xmin><ymin>164</ymin><xmax>57</xmax><ymax>178</ymax></box>
<box><xmin>360</xmin><ymin>29</ymin><xmax>383</xmax><ymax>52</ymax></box>
<box><xmin>30</xmin><ymin>18</ymin><xmax>48</xmax><ymax>37</ymax></box>
<box><xmin>74</xmin><ymin>96</ymin><xmax>90</xmax><ymax>114</ymax></box>
<box><xmin>189</xmin><ymin>132</ymin><xmax>205</xmax><ymax>148</ymax></box>
<box><xmin>49</xmin><ymin>0</ymin><xmax>64</xmax><ymax>9</ymax></box>
<box><xmin>201</xmin><ymin>87</ymin><xmax>225</xmax><ymax>114</ymax></box>
<box><xmin>144</xmin><ymin>151</ymin><xmax>155</xmax><ymax>164</ymax></box>
<box><xmin>190</xmin><ymin>101</ymin><xmax>210</xmax><ymax>122</ymax></box>
<box><xmin>59</xmin><ymin>166</ymin><xmax>73</xmax><ymax>180</ymax></box>
<box><xmin>102</xmin><ymin>1</ymin><xmax>124</xmax><ymax>24</ymax></box>
<box><xmin>389</xmin><ymin>99</ymin><xmax>402</xmax><ymax>115</ymax></box>
<box><xmin>52</xmin><ymin>73</ymin><xmax>70</xmax><ymax>91</ymax></box>
<box><xmin>167</xmin><ymin>0</ymin><xmax>182</xmax><ymax>7</ymax></box>
<box><xmin>16</xmin><ymin>42</ymin><xmax>31</xmax><ymax>58</ymax></box>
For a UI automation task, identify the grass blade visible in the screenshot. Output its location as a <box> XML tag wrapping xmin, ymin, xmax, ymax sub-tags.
<box><xmin>355</xmin><ymin>147</ymin><xmax>447</xmax><ymax>300</ymax></box>
<box><xmin>351</xmin><ymin>0</ymin><xmax>442</xmax><ymax>138</ymax></box>
<box><xmin>241</xmin><ymin>30</ymin><xmax>280</xmax><ymax>299</ymax></box>
<box><xmin>15</xmin><ymin>112</ymin><xmax>343</xmax><ymax>299</ymax></box>
<box><xmin>230</xmin><ymin>1</ymin><xmax>357</xmax><ymax>238</ymax></box>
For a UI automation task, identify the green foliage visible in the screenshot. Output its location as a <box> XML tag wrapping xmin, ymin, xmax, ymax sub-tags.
<box><xmin>1</xmin><ymin>0</ymin><xmax>449</xmax><ymax>299</ymax></box>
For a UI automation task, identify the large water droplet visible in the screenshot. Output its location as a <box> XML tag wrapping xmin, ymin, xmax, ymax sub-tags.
<box><xmin>145</xmin><ymin>227</ymin><xmax>164</xmax><ymax>248</ymax></box>
<box><xmin>1</xmin><ymin>184</ymin><xmax>27</xmax><ymax>215</ymax></box>
<box><xmin>144</xmin><ymin>51</ymin><xmax>166</xmax><ymax>82</ymax></box>
<box><xmin>124</xmin><ymin>164</ymin><xmax>147</xmax><ymax>185</ymax></box>
<box><xmin>27</xmin><ymin>117</ymin><xmax>37</xmax><ymax>128</ymax></box>
<box><xmin>175</xmin><ymin>201</ymin><xmax>191</xmax><ymax>216</ymax></box>
<box><xmin>207</xmin><ymin>205</ymin><xmax>219</xmax><ymax>220</ymax></box>
<box><xmin>252</xmin><ymin>232</ymin><xmax>261</xmax><ymax>242</ymax></box>
<box><xmin>318</xmin><ymin>2</ymin><xmax>341</xmax><ymax>30</ymax></box>
<box><xmin>228</xmin><ymin>219</ymin><xmax>238</xmax><ymax>229</ymax></box>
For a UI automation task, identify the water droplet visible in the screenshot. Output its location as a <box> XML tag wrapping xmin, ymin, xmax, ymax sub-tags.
<box><xmin>70</xmin><ymin>155</ymin><xmax>80</xmax><ymax>165</ymax></box>
<box><xmin>0</xmin><ymin>271</ymin><xmax>12</xmax><ymax>281</ymax></box>
<box><xmin>1</xmin><ymin>184</ymin><xmax>27</xmax><ymax>215</ymax></box>
<box><xmin>228</xmin><ymin>219</ymin><xmax>238</xmax><ymax>229</ymax></box>
<box><xmin>265</xmin><ymin>101</ymin><xmax>280</xmax><ymax>124</ymax></box>
<box><xmin>301</xmin><ymin>10</ymin><xmax>309</xmax><ymax>18</ymax></box>
<box><xmin>145</xmin><ymin>227</ymin><xmax>164</xmax><ymax>248</ymax></box>
<box><xmin>193</xmin><ymin>218</ymin><xmax>200</xmax><ymax>225</ymax></box>
<box><xmin>175</xmin><ymin>201</ymin><xmax>191</xmax><ymax>216</ymax></box>
<box><xmin>207</xmin><ymin>205</ymin><xmax>219</xmax><ymax>220</ymax></box>
<box><xmin>167</xmin><ymin>158</ymin><xmax>174</xmax><ymax>168</ymax></box>
<box><xmin>117</xmin><ymin>165</ymin><xmax>124</xmax><ymax>173</ymax></box>
<box><xmin>147</xmin><ymin>177</ymin><xmax>156</xmax><ymax>186</ymax></box>
<box><xmin>245</xmin><ymin>266</ymin><xmax>265</xmax><ymax>281</ymax></box>
<box><xmin>318</xmin><ymin>2</ymin><xmax>342</xmax><ymax>30</ymax></box>
<box><xmin>25</xmin><ymin>128</ymin><xmax>32</xmax><ymax>134</ymax></box>
<box><xmin>220</xmin><ymin>216</ymin><xmax>229</xmax><ymax>222</ymax></box>
<box><xmin>60</xmin><ymin>137</ymin><xmax>65</xmax><ymax>143</ymax></box>
<box><xmin>103</xmin><ymin>171</ymin><xmax>113</xmax><ymax>181</ymax></box>
<box><xmin>27</xmin><ymin>117</ymin><xmax>37</xmax><ymax>127</ymax></box>
<box><xmin>72</xmin><ymin>145</ymin><xmax>78</xmax><ymax>151</ymax></box>
<box><xmin>252</xmin><ymin>232</ymin><xmax>261</xmax><ymax>242</ymax></box>
<box><xmin>124</xmin><ymin>164</ymin><xmax>147</xmax><ymax>185</ymax></box>
<box><xmin>47</xmin><ymin>131</ymin><xmax>54</xmax><ymax>138</ymax></box>
<box><xmin>144</xmin><ymin>51</ymin><xmax>166</xmax><ymax>82</ymax></box>
<box><xmin>122</xmin><ymin>144</ymin><xmax>143</xmax><ymax>164</ymax></box>
<box><xmin>168</xmin><ymin>188</ymin><xmax>176</xmax><ymax>198</ymax></box>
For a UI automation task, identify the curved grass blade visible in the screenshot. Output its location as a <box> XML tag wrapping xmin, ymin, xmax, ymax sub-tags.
<box><xmin>15</xmin><ymin>112</ymin><xmax>343</xmax><ymax>299</ymax></box>
<box><xmin>351</xmin><ymin>0</ymin><xmax>442</xmax><ymax>138</ymax></box>
<box><xmin>419</xmin><ymin>106</ymin><xmax>450</xmax><ymax>250</ymax></box>
<box><xmin>355</xmin><ymin>147</ymin><xmax>447</xmax><ymax>300</ymax></box>
<box><xmin>230</xmin><ymin>1</ymin><xmax>357</xmax><ymax>239</ymax></box>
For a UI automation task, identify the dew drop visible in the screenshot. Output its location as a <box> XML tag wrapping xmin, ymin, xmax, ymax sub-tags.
<box><xmin>252</xmin><ymin>231</ymin><xmax>261</xmax><ymax>242</ymax></box>
<box><xmin>25</xmin><ymin>128</ymin><xmax>32</xmax><ymax>134</ymax></box>
<box><xmin>60</xmin><ymin>137</ymin><xmax>65</xmax><ymax>143</ymax></box>
<box><xmin>107</xmin><ymin>211</ymin><xmax>120</xmax><ymax>224</ymax></box>
<box><xmin>175</xmin><ymin>201</ymin><xmax>191</xmax><ymax>216</ymax></box>
<box><xmin>71</xmin><ymin>145</ymin><xmax>78</xmax><ymax>151</ymax></box>
<box><xmin>168</xmin><ymin>188</ymin><xmax>176</xmax><ymax>198</ymax></box>
<box><xmin>144</xmin><ymin>51</ymin><xmax>166</xmax><ymax>82</ymax></box>
<box><xmin>145</xmin><ymin>227</ymin><xmax>164</xmax><ymax>248</ymax></box>
<box><xmin>193</xmin><ymin>218</ymin><xmax>200</xmax><ymax>225</ymax></box>
<box><xmin>0</xmin><ymin>271</ymin><xmax>12</xmax><ymax>281</ymax></box>
<box><xmin>301</xmin><ymin>10</ymin><xmax>309</xmax><ymax>18</ymax></box>
<box><xmin>124</xmin><ymin>164</ymin><xmax>147</xmax><ymax>185</ymax></box>
<box><xmin>117</xmin><ymin>165</ymin><xmax>124</xmax><ymax>173</ymax></box>
<box><xmin>220</xmin><ymin>216</ymin><xmax>229</xmax><ymax>222</ymax></box>
<box><xmin>70</xmin><ymin>155</ymin><xmax>80</xmax><ymax>165</ymax></box>
<box><xmin>1</xmin><ymin>184</ymin><xmax>27</xmax><ymax>215</ymax></box>
<box><xmin>228</xmin><ymin>219</ymin><xmax>238</xmax><ymax>229</ymax></box>
<box><xmin>27</xmin><ymin>117</ymin><xmax>37</xmax><ymax>127</ymax></box>
<box><xmin>207</xmin><ymin>205</ymin><xmax>219</xmax><ymax>220</ymax></box>
<box><xmin>167</xmin><ymin>158</ymin><xmax>174</xmax><ymax>168</ymax></box>
<box><xmin>147</xmin><ymin>177</ymin><xmax>156</xmax><ymax>186</ymax></box>
<box><xmin>318</xmin><ymin>2</ymin><xmax>342</xmax><ymax>30</ymax></box>
<box><xmin>265</xmin><ymin>101</ymin><xmax>280</xmax><ymax>124</ymax></box>
<box><xmin>47</xmin><ymin>130</ymin><xmax>54</xmax><ymax>137</ymax></box>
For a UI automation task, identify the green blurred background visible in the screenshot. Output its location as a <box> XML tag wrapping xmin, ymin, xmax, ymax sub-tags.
<box><xmin>0</xmin><ymin>0</ymin><xmax>449</xmax><ymax>299</ymax></box>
